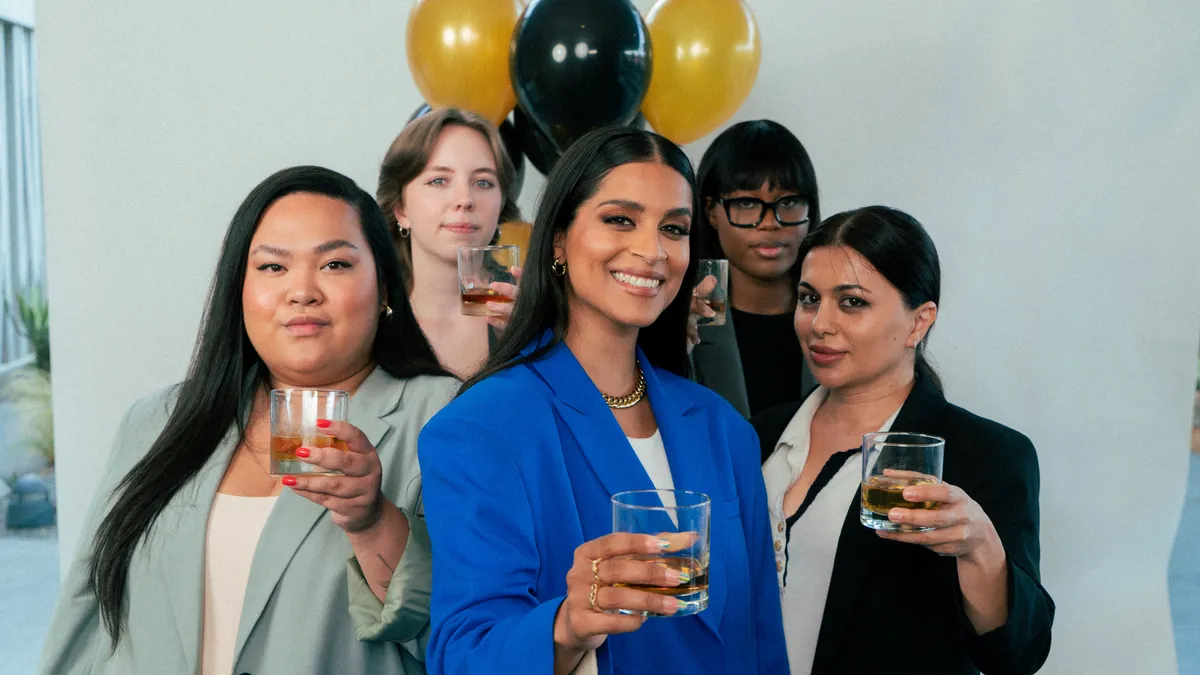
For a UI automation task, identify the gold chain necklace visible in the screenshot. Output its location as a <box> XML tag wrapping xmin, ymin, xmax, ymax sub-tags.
<box><xmin>601</xmin><ymin>366</ymin><xmax>646</xmax><ymax>409</ymax></box>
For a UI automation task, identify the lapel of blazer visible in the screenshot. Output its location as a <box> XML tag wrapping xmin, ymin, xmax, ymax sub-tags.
<box><xmin>531</xmin><ymin>343</ymin><xmax>728</xmax><ymax>641</ymax></box>
<box><xmin>158</xmin><ymin>419</ymin><xmax>237</xmax><ymax>674</ymax></box>
<box><xmin>693</xmin><ymin>312</ymin><xmax>750</xmax><ymax>418</ymax></box>
<box><xmin>231</xmin><ymin>367</ymin><xmax>406</xmax><ymax>661</ymax></box>
<box><xmin>643</xmin><ymin>357</ymin><xmax>727</xmax><ymax>642</ymax></box>
<box><xmin>533</xmin><ymin>342</ymin><xmax>658</xmax><ymax>504</ymax></box>
<box><xmin>811</xmin><ymin>375</ymin><xmax>947</xmax><ymax>671</ymax></box>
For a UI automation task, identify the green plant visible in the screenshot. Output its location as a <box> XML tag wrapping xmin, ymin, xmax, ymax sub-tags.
<box><xmin>0</xmin><ymin>367</ymin><xmax>54</xmax><ymax>466</ymax></box>
<box><xmin>4</xmin><ymin>284</ymin><xmax>50</xmax><ymax>372</ymax></box>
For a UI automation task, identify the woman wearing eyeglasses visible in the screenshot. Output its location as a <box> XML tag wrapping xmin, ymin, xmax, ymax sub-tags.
<box><xmin>691</xmin><ymin>120</ymin><xmax>820</xmax><ymax>418</ymax></box>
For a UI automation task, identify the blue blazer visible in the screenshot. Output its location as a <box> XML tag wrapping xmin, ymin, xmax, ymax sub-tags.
<box><xmin>418</xmin><ymin>339</ymin><xmax>788</xmax><ymax>674</ymax></box>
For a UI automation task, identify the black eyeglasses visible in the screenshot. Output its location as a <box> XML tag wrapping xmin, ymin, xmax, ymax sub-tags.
<box><xmin>716</xmin><ymin>195</ymin><xmax>810</xmax><ymax>228</ymax></box>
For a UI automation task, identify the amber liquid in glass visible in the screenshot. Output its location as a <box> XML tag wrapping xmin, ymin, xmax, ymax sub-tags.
<box><xmin>612</xmin><ymin>556</ymin><xmax>709</xmax><ymax>597</ymax></box>
<box><xmin>860</xmin><ymin>475</ymin><xmax>939</xmax><ymax>515</ymax></box>
<box><xmin>460</xmin><ymin>289</ymin><xmax>514</xmax><ymax>316</ymax></box>
<box><xmin>271</xmin><ymin>435</ymin><xmax>348</xmax><ymax>463</ymax></box>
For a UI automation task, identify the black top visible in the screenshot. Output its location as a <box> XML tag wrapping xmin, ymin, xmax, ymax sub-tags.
<box><xmin>751</xmin><ymin>376</ymin><xmax>1056</xmax><ymax>675</ymax></box>
<box><xmin>730</xmin><ymin>308</ymin><xmax>807</xmax><ymax>417</ymax></box>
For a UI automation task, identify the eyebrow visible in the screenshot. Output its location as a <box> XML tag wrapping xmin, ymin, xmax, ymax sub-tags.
<box><xmin>427</xmin><ymin>165</ymin><xmax>497</xmax><ymax>175</ymax></box>
<box><xmin>250</xmin><ymin>239</ymin><xmax>359</xmax><ymax>257</ymax></box>
<box><xmin>597</xmin><ymin>200</ymin><xmax>693</xmax><ymax>219</ymax></box>
<box><xmin>797</xmin><ymin>281</ymin><xmax>872</xmax><ymax>293</ymax></box>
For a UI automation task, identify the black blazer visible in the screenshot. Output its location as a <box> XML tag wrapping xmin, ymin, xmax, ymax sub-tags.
<box><xmin>752</xmin><ymin>375</ymin><xmax>1055</xmax><ymax>675</ymax></box>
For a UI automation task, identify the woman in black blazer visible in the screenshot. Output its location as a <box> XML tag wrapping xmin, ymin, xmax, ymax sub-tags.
<box><xmin>753</xmin><ymin>206</ymin><xmax>1054</xmax><ymax>674</ymax></box>
<box><xmin>690</xmin><ymin>120</ymin><xmax>820</xmax><ymax>418</ymax></box>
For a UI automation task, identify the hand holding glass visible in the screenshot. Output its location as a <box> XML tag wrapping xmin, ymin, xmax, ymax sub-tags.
<box><xmin>860</xmin><ymin>432</ymin><xmax>945</xmax><ymax>531</ymax></box>
<box><xmin>457</xmin><ymin>245</ymin><xmax>520</xmax><ymax>317</ymax></box>
<box><xmin>270</xmin><ymin>389</ymin><xmax>349</xmax><ymax>476</ymax></box>
<box><xmin>612</xmin><ymin>489</ymin><xmax>711</xmax><ymax>616</ymax></box>
<box><xmin>692</xmin><ymin>259</ymin><xmax>729</xmax><ymax>327</ymax></box>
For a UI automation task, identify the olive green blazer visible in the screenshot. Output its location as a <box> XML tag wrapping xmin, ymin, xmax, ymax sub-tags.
<box><xmin>39</xmin><ymin>368</ymin><xmax>458</xmax><ymax>675</ymax></box>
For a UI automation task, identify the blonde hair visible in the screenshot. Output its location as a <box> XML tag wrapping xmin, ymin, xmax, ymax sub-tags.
<box><xmin>377</xmin><ymin>107</ymin><xmax>521</xmax><ymax>291</ymax></box>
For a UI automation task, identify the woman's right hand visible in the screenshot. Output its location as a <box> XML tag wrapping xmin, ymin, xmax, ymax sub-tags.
<box><xmin>553</xmin><ymin>534</ymin><xmax>683</xmax><ymax>660</ymax></box>
<box><xmin>687</xmin><ymin>275</ymin><xmax>719</xmax><ymax>354</ymax></box>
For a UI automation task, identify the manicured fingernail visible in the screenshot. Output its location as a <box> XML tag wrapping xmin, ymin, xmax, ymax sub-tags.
<box><xmin>903</xmin><ymin>489</ymin><xmax>917</xmax><ymax>500</ymax></box>
<box><xmin>316</xmin><ymin>418</ymin><xmax>331</xmax><ymax>428</ymax></box>
<box><xmin>281</xmin><ymin>476</ymin><xmax>297</xmax><ymax>487</ymax></box>
<box><xmin>669</xmin><ymin>569</ymin><xmax>691</xmax><ymax>585</ymax></box>
<box><xmin>295</xmin><ymin>447</ymin><xmax>310</xmax><ymax>458</ymax></box>
<box><xmin>889</xmin><ymin>509</ymin><xmax>904</xmax><ymax>522</ymax></box>
<box><xmin>657</xmin><ymin>538</ymin><xmax>672</xmax><ymax>550</ymax></box>
<box><xmin>661</xmin><ymin>597</ymin><xmax>679</xmax><ymax>613</ymax></box>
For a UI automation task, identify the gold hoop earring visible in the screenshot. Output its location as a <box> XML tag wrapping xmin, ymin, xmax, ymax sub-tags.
<box><xmin>382</xmin><ymin>303</ymin><xmax>393</xmax><ymax>318</ymax></box>
<box><xmin>551</xmin><ymin>258</ymin><xmax>567</xmax><ymax>277</ymax></box>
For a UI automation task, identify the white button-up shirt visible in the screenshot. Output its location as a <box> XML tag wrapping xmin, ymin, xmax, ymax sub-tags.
<box><xmin>761</xmin><ymin>388</ymin><xmax>900</xmax><ymax>674</ymax></box>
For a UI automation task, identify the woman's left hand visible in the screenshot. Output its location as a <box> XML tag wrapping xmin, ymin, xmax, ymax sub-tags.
<box><xmin>486</xmin><ymin>265</ymin><xmax>523</xmax><ymax>332</ymax></box>
<box><xmin>875</xmin><ymin>481</ymin><xmax>1003</xmax><ymax>564</ymax></box>
<box><xmin>284</xmin><ymin>419</ymin><xmax>389</xmax><ymax>534</ymax></box>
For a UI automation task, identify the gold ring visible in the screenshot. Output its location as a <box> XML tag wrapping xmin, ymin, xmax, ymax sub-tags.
<box><xmin>591</xmin><ymin>557</ymin><xmax>602</xmax><ymax>584</ymax></box>
<box><xmin>589</xmin><ymin>582</ymin><xmax>599</xmax><ymax>611</ymax></box>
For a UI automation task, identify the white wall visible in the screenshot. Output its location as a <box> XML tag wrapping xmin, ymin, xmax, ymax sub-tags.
<box><xmin>0</xmin><ymin>0</ymin><xmax>34</xmax><ymax>27</ymax></box>
<box><xmin>37</xmin><ymin>1</ymin><xmax>1200</xmax><ymax>672</ymax></box>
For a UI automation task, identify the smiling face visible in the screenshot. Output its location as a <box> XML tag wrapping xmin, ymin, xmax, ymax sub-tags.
<box><xmin>706</xmin><ymin>180</ymin><xmax>810</xmax><ymax>283</ymax></box>
<box><xmin>555</xmin><ymin>161</ymin><xmax>693</xmax><ymax>336</ymax></box>
<box><xmin>794</xmin><ymin>245</ymin><xmax>936</xmax><ymax>391</ymax></box>
<box><xmin>242</xmin><ymin>192</ymin><xmax>381</xmax><ymax>386</ymax></box>
<box><xmin>395</xmin><ymin>124</ymin><xmax>503</xmax><ymax>265</ymax></box>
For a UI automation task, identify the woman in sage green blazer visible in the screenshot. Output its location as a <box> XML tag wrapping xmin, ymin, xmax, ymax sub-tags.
<box><xmin>39</xmin><ymin>167</ymin><xmax>457</xmax><ymax>675</ymax></box>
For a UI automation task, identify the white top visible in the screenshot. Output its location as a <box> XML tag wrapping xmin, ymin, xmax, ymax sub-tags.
<box><xmin>761</xmin><ymin>388</ymin><xmax>901</xmax><ymax>675</ymax></box>
<box><xmin>200</xmin><ymin>493</ymin><xmax>278</xmax><ymax>675</ymax></box>
<box><xmin>573</xmin><ymin>430</ymin><xmax>675</xmax><ymax>675</ymax></box>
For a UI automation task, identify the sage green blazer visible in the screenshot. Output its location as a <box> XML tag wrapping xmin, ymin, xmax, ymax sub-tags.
<box><xmin>39</xmin><ymin>368</ymin><xmax>458</xmax><ymax>675</ymax></box>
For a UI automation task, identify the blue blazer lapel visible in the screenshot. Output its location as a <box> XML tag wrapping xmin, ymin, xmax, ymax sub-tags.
<box><xmin>232</xmin><ymin>368</ymin><xmax>405</xmax><ymax>660</ymax></box>
<box><xmin>532</xmin><ymin>342</ymin><xmax>658</xmax><ymax>507</ymax></box>
<box><xmin>640</xmin><ymin>353</ymin><xmax>727</xmax><ymax>642</ymax></box>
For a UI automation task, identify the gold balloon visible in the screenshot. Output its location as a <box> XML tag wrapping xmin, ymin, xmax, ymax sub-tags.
<box><xmin>406</xmin><ymin>0</ymin><xmax>525</xmax><ymax>126</ymax></box>
<box><xmin>642</xmin><ymin>0</ymin><xmax>762</xmax><ymax>145</ymax></box>
<box><xmin>497</xmin><ymin>220</ymin><xmax>533</xmax><ymax>253</ymax></box>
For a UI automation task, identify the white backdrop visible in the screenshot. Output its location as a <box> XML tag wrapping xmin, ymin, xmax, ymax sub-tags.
<box><xmin>36</xmin><ymin>1</ymin><xmax>1200</xmax><ymax>672</ymax></box>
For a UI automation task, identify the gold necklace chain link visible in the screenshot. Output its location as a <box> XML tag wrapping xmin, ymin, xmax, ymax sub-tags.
<box><xmin>602</xmin><ymin>366</ymin><xmax>646</xmax><ymax>409</ymax></box>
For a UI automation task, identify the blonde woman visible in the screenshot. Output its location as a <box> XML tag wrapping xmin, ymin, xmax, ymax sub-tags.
<box><xmin>377</xmin><ymin>108</ymin><xmax>522</xmax><ymax>378</ymax></box>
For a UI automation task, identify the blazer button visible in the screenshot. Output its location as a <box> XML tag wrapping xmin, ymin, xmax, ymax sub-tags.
<box><xmin>774</xmin><ymin>540</ymin><xmax>782</xmax><ymax>551</ymax></box>
<box><xmin>776</xmin><ymin>560</ymin><xmax>783</xmax><ymax>572</ymax></box>
<box><xmin>777</xmin><ymin>521</ymin><xmax>784</xmax><ymax>533</ymax></box>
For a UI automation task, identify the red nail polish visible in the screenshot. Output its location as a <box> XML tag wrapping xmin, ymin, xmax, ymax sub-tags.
<box><xmin>316</xmin><ymin>419</ymin><xmax>331</xmax><ymax>428</ymax></box>
<box><xmin>282</xmin><ymin>476</ymin><xmax>297</xmax><ymax>487</ymax></box>
<box><xmin>295</xmin><ymin>447</ymin><xmax>310</xmax><ymax>458</ymax></box>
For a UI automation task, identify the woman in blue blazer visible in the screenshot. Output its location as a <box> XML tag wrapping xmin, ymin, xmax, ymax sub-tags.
<box><xmin>418</xmin><ymin>127</ymin><xmax>788</xmax><ymax>674</ymax></box>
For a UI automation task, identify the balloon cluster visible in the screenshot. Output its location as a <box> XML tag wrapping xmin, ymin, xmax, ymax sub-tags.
<box><xmin>406</xmin><ymin>0</ymin><xmax>761</xmax><ymax>178</ymax></box>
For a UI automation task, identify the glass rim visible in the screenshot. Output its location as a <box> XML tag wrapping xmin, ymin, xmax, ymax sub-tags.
<box><xmin>862</xmin><ymin>431</ymin><xmax>945</xmax><ymax>448</ymax></box>
<box><xmin>269</xmin><ymin>388</ymin><xmax>349</xmax><ymax>398</ymax></box>
<box><xmin>611</xmin><ymin>488</ymin><xmax>711</xmax><ymax>511</ymax></box>
<box><xmin>457</xmin><ymin>244</ymin><xmax>519</xmax><ymax>253</ymax></box>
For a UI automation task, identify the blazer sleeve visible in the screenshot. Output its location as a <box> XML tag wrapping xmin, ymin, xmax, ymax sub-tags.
<box><xmin>345</xmin><ymin>502</ymin><xmax>433</xmax><ymax>650</ymax></box>
<box><xmin>38</xmin><ymin>401</ymin><xmax>145</xmax><ymax>675</ymax></box>
<box><xmin>735</xmin><ymin>421</ymin><xmax>791</xmax><ymax>673</ymax></box>
<box><xmin>957</xmin><ymin>430</ymin><xmax>1055</xmax><ymax>674</ymax></box>
<box><xmin>419</xmin><ymin>415</ymin><xmax>563</xmax><ymax>675</ymax></box>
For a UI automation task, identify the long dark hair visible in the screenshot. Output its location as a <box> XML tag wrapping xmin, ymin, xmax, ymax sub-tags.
<box><xmin>462</xmin><ymin>127</ymin><xmax>698</xmax><ymax>393</ymax></box>
<box><xmin>88</xmin><ymin>166</ymin><xmax>446</xmax><ymax>646</ymax></box>
<box><xmin>696</xmin><ymin>120</ymin><xmax>820</xmax><ymax>281</ymax></box>
<box><xmin>797</xmin><ymin>205</ymin><xmax>942</xmax><ymax>391</ymax></box>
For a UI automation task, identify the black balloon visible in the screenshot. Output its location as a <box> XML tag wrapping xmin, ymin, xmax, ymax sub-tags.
<box><xmin>510</xmin><ymin>0</ymin><xmax>651</xmax><ymax>153</ymax></box>
<box><xmin>407</xmin><ymin>103</ymin><xmax>526</xmax><ymax>198</ymax></box>
<box><xmin>513</xmin><ymin>105</ymin><xmax>561</xmax><ymax>176</ymax></box>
